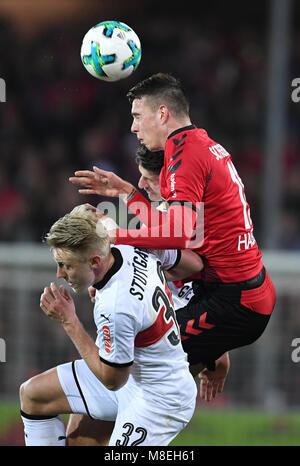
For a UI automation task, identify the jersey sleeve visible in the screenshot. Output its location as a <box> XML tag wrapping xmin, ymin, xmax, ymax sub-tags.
<box><xmin>126</xmin><ymin>189</ymin><xmax>165</xmax><ymax>227</ymax></box>
<box><xmin>98</xmin><ymin>310</ymin><xmax>140</xmax><ymax>367</ymax></box>
<box><xmin>116</xmin><ymin>203</ymin><xmax>197</xmax><ymax>249</ymax></box>
<box><xmin>114</xmin><ymin>134</ymin><xmax>207</xmax><ymax>250</ymax></box>
<box><xmin>149</xmin><ymin>249</ymin><xmax>181</xmax><ymax>270</ymax></box>
<box><xmin>95</xmin><ymin>283</ymin><xmax>145</xmax><ymax>367</ymax></box>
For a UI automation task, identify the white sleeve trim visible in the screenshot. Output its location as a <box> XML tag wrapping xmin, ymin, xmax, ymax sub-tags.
<box><xmin>149</xmin><ymin>249</ymin><xmax>181</xmax><ymax>270</ymax></box>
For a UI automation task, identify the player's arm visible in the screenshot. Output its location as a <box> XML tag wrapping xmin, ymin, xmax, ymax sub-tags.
<box><xmin>40</xmin><ymin>283</ymin><xmax>130</xmax><ymax>391</ymax></box>
<box><xmin>121</xmin><ymin>141</ymin><xmax>207</xmax><ymax>249</ymax></box>
<box><xmin>69</xmin><ymin>166</ymin><xmax>135</xmax><ymax>199</ymax></box>
<box><xmin>116</xmin><ymin>171</ymin><xmax>201</xmax><ymax>249</ymax></box>
<box><xmin>115</xmin><ymin>201</ymin><xmax>198</xmax><ymax>249</ymax></box>
<box><xmin>70</xmin><ymin>167</ymin><xmax>200</xmax><ymax>249</ymax></box>
<box><xmin>69</xmin><ymin>167</ymin><xmax>164</xmax><ymax>228</ymax></box>
<box><xmin>164</xmin><ymin>249</ymin><xmax>204</xmax><ymax>282</ymax></box>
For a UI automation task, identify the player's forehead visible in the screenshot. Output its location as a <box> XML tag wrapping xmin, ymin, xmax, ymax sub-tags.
<box><xmin>52</xmin><ymin>248</ymin><xmax>75</xmax><ymax>264</ymax></box>
<box><xmin>131</xmin><ymin>96</ymin><xmax>154</xmax><ymax>115</ymax></box>
<box><xmin>138</xmin><ymin>164</ymin><xmax>158</xmax><ymax>181</ymax></box>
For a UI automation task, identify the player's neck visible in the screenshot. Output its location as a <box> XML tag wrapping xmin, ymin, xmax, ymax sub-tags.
<box><xmin>93</xmin><ymin>252</ymin><xmax>115</xmax><ymax>284</ymax></box>
<box><xmin>165</xmin><ymin>117</ymin><xmax>192</xmax><ymax>141</ymax></box>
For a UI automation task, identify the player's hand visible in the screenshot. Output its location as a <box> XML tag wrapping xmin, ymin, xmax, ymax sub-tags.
<box><xmin>70</xmin><ymin>203</ymin><xmax>105</xmax><ymax>219</ymax></box>
<box><xmin>40</xmin><ymin>282</ymin><xmax>77</xmax><ymax>325</ymax></box>
<box><xmin>199</xmin><ymin>352</ymin><xmax>230</xmax><ymax>402</ymax></box>
<box><xmin>88</xmin><ymin>286</ymin><xmax>96</xmax><ymax>303</ymax></box>
<box><xmin>107</xmin><ymin>229</ymin><xmax>116</xmax><ymax>244</ymax></box>
<box><xmin>69</xmin><ymin>166</ymin><xmax>135</xmax><ymax>198</ymax></box>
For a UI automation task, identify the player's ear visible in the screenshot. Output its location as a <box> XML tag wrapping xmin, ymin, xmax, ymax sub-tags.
<box><xmin>159</xmin><ymin>105</ymin><xmax>169</xmax><ymax>124</ymax></box>
<box><xmin>90</xmin><ymin>255</ymin><xmax>102</xmax><ymax>269</ymax></box>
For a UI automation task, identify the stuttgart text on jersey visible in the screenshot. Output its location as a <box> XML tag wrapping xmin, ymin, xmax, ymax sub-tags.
<box><xmin>129</xmin><ymin>248</ymin><xmax>150</xmax><ymax>301</ymax></box>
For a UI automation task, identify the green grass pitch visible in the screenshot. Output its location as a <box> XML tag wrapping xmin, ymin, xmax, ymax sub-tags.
<box><xmin>1</xmin><ymin>403</ymin><xmax>300</xmax><ymax>446</ymax></box>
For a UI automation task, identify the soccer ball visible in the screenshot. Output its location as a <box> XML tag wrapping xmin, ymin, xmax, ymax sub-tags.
<box><xmin>80</xmin><ymin>20</ymin><xmax>141</xmax><ymax>82</ymax></box>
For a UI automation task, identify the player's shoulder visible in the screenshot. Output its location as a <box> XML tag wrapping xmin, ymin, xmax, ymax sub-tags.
<box><xmin>167</xmin><ymin>125</ymin><xmax>211</xmax><ymax>143</ymax></box>
<box><xmin>166</xmin><ymin>125</ymin><xmax>218</xmax><ymax>160</ymax></box>
<box><xmin>188</xmin><ymin>129</ymin><xmax>233</xmax><ymax>169</ymax></box>
<box><xmin>188</xmin><ymin>127</ymin><xmax>219</xmax><ymax>153</ymax></box>
<box><xmin>94</xmin><ymin>245</ymin><xmax>133</xmax><ymax>303</ymax></box>
<box><xmin>101</xmin><ymin>244</ymin><xmax>154</xmax><ymax>309</ymax></box>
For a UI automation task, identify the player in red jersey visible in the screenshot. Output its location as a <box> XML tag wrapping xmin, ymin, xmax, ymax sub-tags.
<box><xmin>70</xmin><ymin>73</ymin><xmax>276</xmax><ymax>398</ymax></box>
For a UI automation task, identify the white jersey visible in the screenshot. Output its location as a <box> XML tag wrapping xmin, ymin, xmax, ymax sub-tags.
<box><xmin>94</xmin><ymin>245</ymin><xmax>194</xmax><ymax>402</ymax></box>
<box><xmin>147</xmin><ymin>248</ymin><xmax>194</xmax><ymax>310</ymax></box>
<box><xmin>57</xmin><ymin>244</ymin><xmax>197</xmax><ymax>445</ymax></box>
<box><xmin>143</xmin><ymin>201</ymin><xmax>194</xmax><ymax>311</ymax></box>
<box><xmin>168</xmin><ymin>280</ymin><xmax>194</xmax><ymax>310</ymax></box>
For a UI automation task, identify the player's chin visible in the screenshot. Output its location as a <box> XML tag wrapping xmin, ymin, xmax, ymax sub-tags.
<box><xmin>146</xmin><ymin>190</ymin><xmax>153</xmax><ymax>200</ymax></box>
<box><xmin>148</xmin><ymin>193</ymin><xmax>160</xmax><ymax>202</ymax></box>
<box><xmin>142</xmin><ymin>140</ymin><xmax>156</xmax><ymax>151</ymax></box>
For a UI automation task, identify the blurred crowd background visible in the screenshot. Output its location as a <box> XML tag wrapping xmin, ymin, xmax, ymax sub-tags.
<box><xmin>0</xmin><ymin>0</ymin><xmax>300</xmax><ymax>446</ymax></box>
<box><xmin>0</xmin><ymin>0</ymin><xmax>299</xmax><ymax>248</ymax></box>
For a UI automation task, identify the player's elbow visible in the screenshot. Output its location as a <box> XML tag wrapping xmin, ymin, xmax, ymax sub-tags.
<box><xmin>102</xmin><ymin>376</ymin><xmax>128</xmax><ymax>391</ymax></box>
<box><xmin>103</xmin><ymin>380</ymin><xmax>126</xmax><ymax>391</ymax></box>
<box><xmin>99</xmin><ymin>363</ymin><xmax>130</xmax><ymax>391</ymax></box>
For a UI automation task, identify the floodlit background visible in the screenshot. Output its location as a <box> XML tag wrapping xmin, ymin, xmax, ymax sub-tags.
<box><xmin>0</xmin><ymin>0</ymin><xmax>300</xmax><ymax>446</ymax></box>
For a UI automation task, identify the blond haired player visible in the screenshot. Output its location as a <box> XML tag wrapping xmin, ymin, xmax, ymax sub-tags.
<box><xmin>66</xmin><ymin>148</ymin><xmax>197</xmax><ymax>445</ymax></box>
<box><xmin>19</xmin><ymin>205</ymin><xmax>201</xmax><ymax>446</ymax></box>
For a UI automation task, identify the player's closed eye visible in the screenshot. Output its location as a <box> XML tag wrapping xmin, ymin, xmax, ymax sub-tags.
<box><xmin>58</xmin><ymin>262</ymin><xmax>72</xmax><ymax>271</ymax></box>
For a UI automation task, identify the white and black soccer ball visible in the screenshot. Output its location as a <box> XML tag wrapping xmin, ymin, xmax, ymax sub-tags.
<box><xmin>80</xmin><ymin>20</ymin><xmax>141</xmax><ymax>82</ymax></box>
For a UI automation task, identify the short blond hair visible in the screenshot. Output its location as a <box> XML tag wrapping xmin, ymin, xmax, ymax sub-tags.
<box><xmin>45</xmin><ymin>204</ymin><xmax>110</xmax><ymax>261</ymax></box>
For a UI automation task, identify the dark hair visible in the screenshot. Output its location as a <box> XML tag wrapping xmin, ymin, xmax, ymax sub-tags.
<box><xmin>127</xmin><ymin>73</ymin><xmax>190</xmax><ymax>118</ymax></box>
<box><xmin>135</xmin><ymin>144</ymin><xmax>164</xmax><ymax>175</ymax></box>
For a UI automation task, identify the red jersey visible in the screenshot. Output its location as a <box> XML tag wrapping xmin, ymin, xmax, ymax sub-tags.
<box><xmin>116</xmin><ymin>125</ymin><xmax>263</xmax><ymax>282</ymax></box>
<box><xmin>161</xmin><ymin>125</ymin><xmax>263</xmax><ymax>281</ymax></box>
